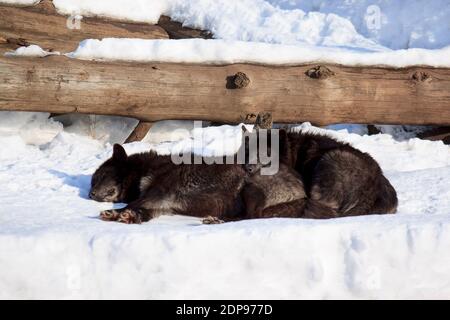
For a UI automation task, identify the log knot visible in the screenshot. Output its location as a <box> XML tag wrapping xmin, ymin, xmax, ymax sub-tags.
<box><xmin>241</xmin><ymin>113</ymin><xmax>257</xmax><ymax>122</ymax></box>
<box><xmin>255</xmin><ymin>112</ymin><xmax>273</xmax><ymax>129</ymax></box>
<box><xmin>411</xmin><ymin>71</ymin><xmax>431</xmax><ymax>83</ymax></box>
<box><xmin>305</xmin><ymin>65</ymin><xmax>335</xmax><ymax>79</ymax></box>
<box><xmin>229</xmin><ymin>72</ymin><xmax>250</xmax><ymax>89</ymax></box>
<box><xmin>7</xmin><ymin>37</ymin><xmax>31</xmax><ymax>47</ymax></box>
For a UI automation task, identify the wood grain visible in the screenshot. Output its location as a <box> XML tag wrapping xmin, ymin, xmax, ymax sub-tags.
<box><xmin>125</xmin><ymin>122</ymin><xmax>154</xmax><ymax>143</ymax></box>
<box><xmin>1</xmin><ymin>55</ymin><xmax>449</xmax><ymax>126</ymax></box>
<box><xmin>0</xmin><ymin>0</ymin><xmax>168</xmax><ymax>54</ymax></box>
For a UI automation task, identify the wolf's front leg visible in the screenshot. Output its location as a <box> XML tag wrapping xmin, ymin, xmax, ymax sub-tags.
<box><xmin>100</xmin><ymin>206</ymin><xmax>154</xmax><ymax>224</ymax></box>
<box><xmin>99</xmin><ymin>209</ymin><xmax>121</xmax><ymax>221</ymax></box>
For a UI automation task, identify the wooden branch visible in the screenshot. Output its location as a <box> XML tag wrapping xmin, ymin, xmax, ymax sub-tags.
<box><xmin>125</xmin><ymin>121</ymin><xmax>154</xmax><ymax>143</ymax></box>
<box><xmin>1</xmin><ymin>55</ymin><xmax>450</xmax><ymax>126</ymax></box>
<box><xmin>367</xmin><ymin>125</ymin><xmax>381</xmax><ymax>135</ymax></box>
<box><xmin>417</xmin><ymin>127</ymin><xmax>450</xmax><ymax>144</ymax></box>
<box><xmin>0</xmin><ymin>1</ymin><xmax>168</xmax><ymax>54</ymax></box>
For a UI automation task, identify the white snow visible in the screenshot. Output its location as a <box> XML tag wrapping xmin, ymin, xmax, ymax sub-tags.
<box><xmin>56</xmin><ymin>0</ymin><xmax>450</xmax><ymax>67</ymax></box>
<box><xmin>69</xmin><ymin>38</ymin><xmax>450</xmax><ymax>68</ymax></box>
<box><xmin>0</xmin><ymin>123</ymin><xmax>450</xmax><ymax>299</ymax></box>
<box><xmin>271</xmin><ymin>0</ymin><xmax>450</xmax><ymax>50</ymax></box>
<box><xmin>52</xmin><ymin>0</ymin><xmax>450</xmax><ymax>50</ymax></box>
<box><xmin>0</xmin><ymin>111</ymin><xmax>62</xmax><ymax>145</ymax></box>
<box><xmin>0</xmin><ymin>0</ymin><xmax>39</xmax><ymax>5</ymax></box>
<box><xmin>52</xmin><ymin>114</ymin><xmax>139</xmax><ymax>145</ymax></box>
<box><xmin>5</xmin><ymin>45</ymin><xmax>60</xmax><ymax>58</ymax></box>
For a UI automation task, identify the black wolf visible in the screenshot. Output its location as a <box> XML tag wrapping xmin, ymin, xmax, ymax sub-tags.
<box><xmin>240</xmin><ymin>126</ymin><xmax>397</xmax><ymax>219</ymax></box>
<box><xmin>90</xmin><ymin>144</ymin><xmax>247</xmax><ymax>224</ymax></box>
<box><xmin>90</xmin><ymin>127</ymin><xmax>397</xmax><ymax>223</ymax></box>
<box><xmin>277</xmin><ymin>129</ymin><xmax>398</xmax><ymax>218</ymax></box>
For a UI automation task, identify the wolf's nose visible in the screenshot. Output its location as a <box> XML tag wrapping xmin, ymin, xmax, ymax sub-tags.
<box><xmin>89</xmin><ymin>191</ymin><xmax>97</xmax><ymax>199</ymax></box>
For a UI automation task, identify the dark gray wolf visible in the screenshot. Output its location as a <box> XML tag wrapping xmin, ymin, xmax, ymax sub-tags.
<box><xmin>90</xmin><ymin>144</ymin><xmax>247</xmax><ymax>224</ymax></box>
<box><xmin>90</xmin><ymin>128</ymin><xmax>397</xmax><ymax>223</ymax></box>
<box><xmin>277</xmin><ymin>129</ymin><xmax>398</xmax><ymax>218</ymax></box>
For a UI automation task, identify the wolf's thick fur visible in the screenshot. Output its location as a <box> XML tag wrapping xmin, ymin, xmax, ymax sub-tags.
<box><xmin>278</xmin><ymin>129</ymin><xmax>398</xmax><ymax>218</ymax></box>
<box><xmin>90</xmin><ymin>127</ymin><xmax>398</xmax><ymax>223</ymax></box>
<box><xmin>243</xmin><ymin>163</ymin><xmax>307</xmax><ymax>218</ymax></box>
<box><xmin>91</xmin><ymin>145</ymin><xmax>247</xmax><ymax>223</ymax></box>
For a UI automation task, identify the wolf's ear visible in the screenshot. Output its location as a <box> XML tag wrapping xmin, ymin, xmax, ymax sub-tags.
<box><xmin>112</xmin><ymin>144</ymin><xmax>127</xmax><ymax>163</ymax></box>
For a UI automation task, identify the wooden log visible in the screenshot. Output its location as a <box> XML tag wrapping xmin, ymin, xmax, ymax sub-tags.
<box><xmin>0</xmin><ymin>0</ymin><xmax>168</xmax><ymax>54</ymax></box>
<box><xmin>125</xmin><ymin>121</ymin><xmax>154</xmax><ymax>143</ymax></box>
<box><xmin>417</xmin><ymin>127</ymin><xmax>450</xmax><ymax>144</ymax></box>
<box><xmin>1</xmin><ymin>55</ymin><xmax>450</xmax><ymax>126</ymax></box>
<box><xmin>367</xmin><ymin>125</ymin><xmax>381</xmax><ymax>135</ymax></box>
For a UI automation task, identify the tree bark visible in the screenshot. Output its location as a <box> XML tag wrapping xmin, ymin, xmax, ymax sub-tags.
<box><xmin>1</xmin><ymin>55</ymin><xmax>450</xmax><ymax>126</ymax></box>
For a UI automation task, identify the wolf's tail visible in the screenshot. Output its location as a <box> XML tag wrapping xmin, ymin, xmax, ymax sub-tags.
<box><xmin>370</xmin><ymin>175</ymin><xmax>398</xmax><ymax>214</ymax></box>
<box><xmin>299</xmin><ymin>199</ymin><xmax>338</xmax><ymax>219</ymax></box>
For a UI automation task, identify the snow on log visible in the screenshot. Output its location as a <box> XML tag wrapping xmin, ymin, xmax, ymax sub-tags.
<box><xmin>0</xmin><ymin>1</ymin><xmax>168</xmax><ymax>54</ymax></box>
<box><xmin>1</xmin><ymin>55</ymin><xmax>450</xmax><ymax>126</ymax></box>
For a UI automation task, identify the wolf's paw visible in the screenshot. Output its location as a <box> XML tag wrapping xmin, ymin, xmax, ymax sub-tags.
<box><xmin>100</xmin><ymin>209</ymin><xmax>119</xmax><ymax>221</ymax></box>
<box><xmin>117</xmin><ymin>209</ymin><xmax>141</xmax><ymax>224</ymax></box>
<box><xmin>202</xmin><ymin>216</ymin><xmax>224</xmax><ymax>225</ymax></box>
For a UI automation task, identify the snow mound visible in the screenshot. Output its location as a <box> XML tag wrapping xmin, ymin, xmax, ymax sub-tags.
<box><xmin>5</xmin><ymin>45</ymin><xmax>60</xmax><ymax>57</ymax></box>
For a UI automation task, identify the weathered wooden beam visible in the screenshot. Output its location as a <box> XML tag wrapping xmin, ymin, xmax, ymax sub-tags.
<box><xmin>0</xmin><ymin>0</ymin><xmax>168</xmax><ymax>54</ymax></box>
<box><xmin>125</xmin><ymin>121</ymin><xmax>154</xmax><ymax>143</ymax></box>
<box><xmin>1</xmin><ymin>55</ymin><xmax>450</xmax><ymax>126</ymax></box>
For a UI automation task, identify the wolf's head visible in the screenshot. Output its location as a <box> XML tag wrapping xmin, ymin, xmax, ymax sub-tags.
<box><xmin>89</xmin><ymin>144</ymin><xmax>138</xmax><ymax>203</ymax></box>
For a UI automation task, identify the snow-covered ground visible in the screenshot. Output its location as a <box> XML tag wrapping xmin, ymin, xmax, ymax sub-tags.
<box><xmin>0</xmin><ymin>123</ymin><xmax>449</xmax><ymax>299</ymax></box>
<box><xmin>1</xmin><ymin>0</ymin><xmax>450</xmax><ymax>299</ymax></box>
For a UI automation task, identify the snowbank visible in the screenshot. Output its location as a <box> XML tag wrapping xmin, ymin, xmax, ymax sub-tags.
<box><xmin>273</xmin><ymin>0</ymin><xmax>450</xmax><ymax>50</ymax></box>
<box><xmin>0</xmin><ymin>124</ymin><xmax>449</xmax><ymax>299</ymax></box>
<box><xmin>69</xmin><ymin>38</ymin><xmax>450</xmax><ymax>68</ymax></box>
